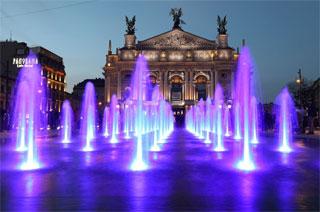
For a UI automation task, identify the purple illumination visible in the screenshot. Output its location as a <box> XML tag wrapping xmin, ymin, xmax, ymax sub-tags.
<box><xmin>250</xmin><ymin>96</ymin><xmax>259</xmax><ymax>144</ymax></box>
<box><xmin>204</xmin><ymin>96</ymin><xmax>212</xmax><ymax>143</ymax></box>
<box><xmin>80</xmin><ymin>82</ymin><xmax>96</xmax><ymax>151</ymax></box>
<box><xmin>124</xmin><ymin>100</ymin><xmax>131</xmax><ymax>139</ymax></box>
<box><xmin>129</xmin><ymin>55</ymin><xmax>150</xmax><ymax>170</ymax></box>
<box><xmin>234</xmin><ymin>102</ymin><xmax>242</xmax><ymax>140</ymax></box>
<box><xmin>11</xmin><ymin>50</ymin><xmax>46</xmax><ymax>170</ymax></box>
<box><xmin>274</xmin><ymin>87</ymin><xmax>297</xmax><ymax>153</ymax></box>
<box><xmin>127</xmin><ymin>55</ymin><xmax>174</xmax><ymax>170</ymax></box>
<box><xmin>61</xmin><ymin>100</ymin><xmax>73</xmax><ymax>143</ymax></box>
<box><xmin>234</xmin><ymin>46</ymin><xmax>258</xmax><ymax>171</ymax></box>
<box><xmin>213</xmin><ymin>84</ymin><xmax>226</xmax><ymax>152</ymax></box>
<box><xmin>102</xmin><ymin>106</ymin><xmax>109</xmax><ymax>137</ymax></box>
<box><xmin>109</xmin><ymin>94</ymin><xmax>119</xmax><ymax>143</ymax></box>
<box><xmin>224</xmin><ymin>105</ymin><xmax>232</xmax><ymax>137</ymax></box>
<box><xmin>185</xmin><ymin>46</ymin><xmax>261</xmax><ymax>171</ymax></box>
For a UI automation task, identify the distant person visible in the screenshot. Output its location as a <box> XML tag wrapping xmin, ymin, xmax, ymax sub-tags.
<box><xmin>307</xmin><ymin>100</ymin><xmax>318</xmax><ymax>135</ymax></box>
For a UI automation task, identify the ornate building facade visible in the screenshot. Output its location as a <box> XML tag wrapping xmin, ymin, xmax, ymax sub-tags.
<box><xmin>0</xmin><ymin>41</ymin><xmax>66</xmax><ymax>130</ymax></box>
<box><xmin>103</xmin><ymin>14</ymin><xmax>240</xmax><ymax>116</ymax></box>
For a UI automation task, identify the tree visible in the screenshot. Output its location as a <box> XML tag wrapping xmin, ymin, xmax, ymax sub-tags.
<box><xmin>287</xmin><ymin>78</ymin><xmax>313</xmax><ymax>106</ymax></box>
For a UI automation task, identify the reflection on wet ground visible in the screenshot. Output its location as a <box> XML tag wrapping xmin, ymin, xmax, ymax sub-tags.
<box><xmin>1</xmin><ymin>129</ymin><xmax>319</xmax><ymax>211</ymax></box>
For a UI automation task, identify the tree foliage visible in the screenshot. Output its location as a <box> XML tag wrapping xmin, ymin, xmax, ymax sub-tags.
<box><xmin>287</xmin><ymin>78</ymin><xmax>313</xmax><ymax>106</ymax></box>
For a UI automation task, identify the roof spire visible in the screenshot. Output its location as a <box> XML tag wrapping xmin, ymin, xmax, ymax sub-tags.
<box><xmin>108</xmin><ymin>40</ymin><xmax>112</xmax><ymax>55</ymax></box>
<box><xmin>242</xmin><ymin>39</ymin><xmax>246</xmax><ymax>47</ymax></box>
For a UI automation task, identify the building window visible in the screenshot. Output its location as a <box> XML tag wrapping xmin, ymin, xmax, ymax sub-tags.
<box><xmin>171</xmin><ymin>76</ymin><xmax>183</xmax><ymax>101</ymax></box>
<box><xmin>196</xmin><ymin>76</ymin><xmax>207</xmax><ymax>83</ymax></box>
<box><xmin>16</xmin><ymin>48</ymin><xmax>25</xmax><ymax>55</ymax></box>
<box><xmin>196</xmin><ymin>76</ymin><xmax>207</xmax><ymax>101</ymax></box>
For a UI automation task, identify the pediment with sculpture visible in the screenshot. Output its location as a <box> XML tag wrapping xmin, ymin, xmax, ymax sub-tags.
<box><xmin>137</xmin><ymin>29</ymin><xmax>216</xmax><ymax>50</ymax></box>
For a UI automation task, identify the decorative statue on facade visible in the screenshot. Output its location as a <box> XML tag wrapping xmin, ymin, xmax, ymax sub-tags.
<box><xmin>125</xmin><ymin>16</ymin><xmax>136</xmax><ymax>35</ymax></box>
<box><xmin>217</xmin><ymin>15</ymin><xmax>227</xmax><ymax>34</ymax></box>
<box><xmin>170</xmin><ymin>8</ymin><xmax>186</xmax><ymax>29</ymax></box>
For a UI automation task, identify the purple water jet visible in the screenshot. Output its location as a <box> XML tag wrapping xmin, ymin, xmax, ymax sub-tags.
<box><xmin>61</xmin><ymin>100</ymin><xmax>73</xmax><ymax>143</ymax></box>
<box><xmin>80</xmin><ymin>82</ymin><xmax>96</xmax><ymax>151</ymax></box>
<box><xmin>234</xmin><ymin>46</ymin><xmax>257</xmax><ymax>171</ymax></box>
<box><xmin>102</xmin><ymin>106</ymin><xmax>109</xmax><ymax>137</ymax></box>
<box><xmin>109</xmin><ymin>94</ymin><xmax>119</xmax><ymax>143</ymax></box>
<box><xmin>274</xmin><ymin>87</ymin><xmax>297</xmax><ymax>153</ymax></box>
<box><xmin>224</xmin><ymin>105</ymin><xmax>232</xmax><ymax>137</ymax></box>
<box><xmin>213</xmin><ymin>83</ymin><xmax>225</xmax><ymax>151</ymax></box>
<box><xmin>129</xmin><ymin>55</ymin><xmax>150</xmax><ymax>171</ymax></box>
<box><xmin>11</xmin><ymin>50</ymin><xmax>47</xmax><ymax>170</ymax></box>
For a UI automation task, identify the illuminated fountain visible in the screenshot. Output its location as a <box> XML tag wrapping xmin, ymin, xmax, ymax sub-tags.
<box><xmin>213</xmin><ymin>83</ymin><xmax>225</xmax><ymax>151</ymax></box>
<box><xmin>185</xmin><ymin>46</ymin><xmax>260</xmax><ymax>170</ymax></box>
<box><xmin>11</xmin><ymin>50</ymin><xmax>46</xmax><ymax>170</ymax></box>
<box><xmin>102</xmin><ymin>106</ymin><xmax>109</xmax><ymax>137</ymax></box>
<box><xmin>224</xmin><ymin>104</ymin><xmax>231</xmax><ymax>137</ymax></box>
<box><xmin>129</xmin><ymin>55</ymin><xmax>150</xmax><ymax>171</ymax></box>
<box><xmin>150</xmin><ymin>86</ymin><xmax>162</xmax><ymax>151</ymax></box>
<box><xmin>234</xmin><ymin>46</ymin><xmax>258</xmax><ymax>171</ymax></box>
<box><xmin>109</xmin><ymin>94</ymin><xmax>119</xmax><ymax>143</ymax></box>
<box><xmin>250</xmin><ymin>96</ymin><xmax>259</xmax><ymax>144</ymax></box>
<box><xmin>204</xmin><ymin>96</ymin><xmax>212</xmax><ymax>143</ymax></box>
<box><xmin>198</xmin><ymin>99</ymin><xmax>205</xmax><ymax>139</ymax></box>
<box><xmin>127</xmin><ymin>55</ymin><xmax>174</xmax><ymax>170</ymax></box>
<box><xmin>61</xmin><ymin>100</ymin><xmax>73</xmax><ymax>143</ymax></box>
<box><xmin>234</xmin><ymin>102</ymin><xmax>242</xmax><ymax>140</ymax></box>
<box><xmin>123</xmin><ymin>100</ymin><xmax>131</xmax><ymax>139</ymax></box>
<box><xmin>80</xmin><ymin>82</ymin><xmax>96</xmax><ymax>151</ymax></box>
<box><xmin>274</xmin><ymin>87</ymin><xmax>297</xmax><ymax>153</ymax></box>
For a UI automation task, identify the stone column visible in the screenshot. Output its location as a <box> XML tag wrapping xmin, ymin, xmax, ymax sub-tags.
<box><xmin>159</xmin><ymin>70</ymin><xmax>163</xmax><ymax>97</ymax></box>
<box><xmin>164</xmin><ymin>71</ymin><xmax>168</xmax><ymax>100</ymax></box>
<box><xmin>210</xmin><ymin>69</ymin><xmax>214</xmax><ymax>98</ymax></box>
<box><xmin>193</xmin><ymin>83</ymin><xmax>196</xmax><ymax>101</ymax></box>
<box><xmin>190</xmin><ymin>70</ymin><xmax>194</xmax><ymax>101</ymax></box>
<box><xmin>184</xmin><ymin>70</ymin><xmax>188</xmax><ymax>100</ymax></box>
<box><xmin>215</xmin><ymin>70</ymin><xmax>218</xmax><ymax>90</ymax></box>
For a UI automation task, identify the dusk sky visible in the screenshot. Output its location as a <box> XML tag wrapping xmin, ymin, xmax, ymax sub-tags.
<box><xmin>1</xmin><ymin>0</ymin><xmax>319</xmax><ymax>103</ymax></box>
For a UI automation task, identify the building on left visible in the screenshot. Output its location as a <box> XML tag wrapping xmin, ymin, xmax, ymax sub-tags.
<box><xmin>0</xmin><ymin>40</ymin><xmax>66</xmax><ymax>131</ymax></box>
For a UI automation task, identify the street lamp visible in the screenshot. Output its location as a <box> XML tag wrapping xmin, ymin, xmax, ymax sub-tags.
<box><xmin>296</xmin><ymin>68</ymin><xmax>302</xmax><ymax>105</ymax></box>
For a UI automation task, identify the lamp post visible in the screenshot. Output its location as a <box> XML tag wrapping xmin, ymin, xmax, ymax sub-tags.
<box><xmin>296</xmin><ymin>68</ymin><xmax>302</xmax><ymax>105</ymax></box>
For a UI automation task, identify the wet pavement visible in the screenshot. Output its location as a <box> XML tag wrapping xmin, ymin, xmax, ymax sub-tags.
<box><xmin>1</xmin><ymin>128</ymin><xmax>319</xmax><ymax>211</ymax></box>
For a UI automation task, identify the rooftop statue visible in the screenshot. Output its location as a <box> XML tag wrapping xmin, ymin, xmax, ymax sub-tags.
<box><xmin>170</xmin><ymin>8</ymin><xmax>186</xmax><ymax>29</ymax></box>
<box><xmin>217</xmin><ymin>15</ymin><xmax>227</xmax><ymax>34</ymax></box>
<box><xmin>125</xmin><ymin>16</ymin><xmax>136</xmax><ymax>35</ymax></box>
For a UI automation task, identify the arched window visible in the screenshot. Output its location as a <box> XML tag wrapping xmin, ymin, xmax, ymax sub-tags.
<box><xmin>171</xmin><ymin>76</ymin><xmax>183</xmax><ymax>83</ymax></box>
<box><xmin>196</xmin><ymin>76</ymin><xmax>207</xmax><ymax>101</ymax></box>
<box><xmin>196</xmin><ymin>76</ymin><xmax>207</xmax><ymax>83</ymax></box>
